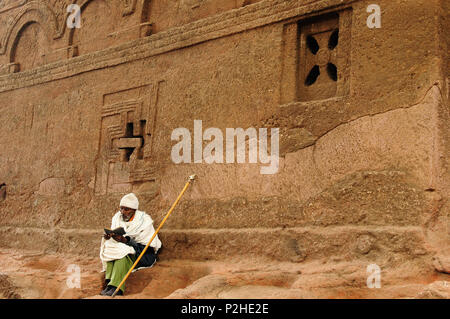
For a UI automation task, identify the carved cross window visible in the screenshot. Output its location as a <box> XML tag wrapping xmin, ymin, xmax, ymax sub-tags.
<box><xmin>304</xmin><ymin>28</ymin><xmax>339</xmax><ymax>85</ymax></box>
<box><xmin>280</xmin><ymin>10</ymin><xmax>351</xmax><ymax>104</ymax></box>
<box><xmin>298</xmin><ymin>14</ymin><xmax>340</xmax><ymax>101</ymax></box>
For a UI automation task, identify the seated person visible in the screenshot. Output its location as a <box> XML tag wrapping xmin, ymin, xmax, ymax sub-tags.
<box><xmin>99</xmin><ymin>193</ymin><xmax>162</xmax><ymax>296</ymax></box>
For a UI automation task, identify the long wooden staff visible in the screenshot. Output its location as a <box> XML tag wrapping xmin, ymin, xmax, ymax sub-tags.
<box><xmin>112</xmin><ymin>174</ymin><xmax>196</xmax><ymax>297</ymax></box>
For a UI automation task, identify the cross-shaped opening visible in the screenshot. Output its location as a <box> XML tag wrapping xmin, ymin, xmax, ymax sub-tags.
<box><xmin>281</xmin><ymin>10</ymin><xmax>349</xmax><ymax>103</ymax></box>
<box><xmin>303</xmin><ymin>27</ymin><xmax>339</xmax><ymax>85</ymax></box>
<box><xmin>326</xmin><ymin>63</ymin><xmax>337</xmax><ymax>81</ymax></box>
<box><xmin>305</xmin><ymin>65</ymin><xmax>320</xmax><ymax>86</ymax></box>
<box><xmin>328</xmin><ymin>29</ymin><xmax>339</xmax><ymax>50</ymax></box>
<box><xmin>306</xmin><ymin>35</ymin><xmax>319</xmax><ymax>55</ymax></box>
<box><xmin>119</xmin><ymin>121</ymin><xmax>146</xmax><ymax>162</ymax></box>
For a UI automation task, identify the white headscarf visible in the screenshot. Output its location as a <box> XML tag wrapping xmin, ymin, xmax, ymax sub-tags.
<box><xmin>119</xmin><ymin>193</ymin><xmax>139</xmax><ymax>209</ymax></box>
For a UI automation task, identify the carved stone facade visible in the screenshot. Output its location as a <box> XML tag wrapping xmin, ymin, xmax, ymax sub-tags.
<box><xmin>0</xmin><ymin>0</ymin><xmax>263</xmax><ymax>74</ymax></box>
<box><xmin>0</xmin><ymin>0</ymin><xmax>448</xmax><ymax>293</ymax></box>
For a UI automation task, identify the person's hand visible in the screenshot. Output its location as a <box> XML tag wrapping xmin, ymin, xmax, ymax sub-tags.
<box><xmin>112</xmin><ymin>234</ymin><xmax>128</xmax><ymax>243</ymax></box>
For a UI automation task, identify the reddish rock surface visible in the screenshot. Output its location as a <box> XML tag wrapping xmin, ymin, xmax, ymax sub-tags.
<box><xmin>0</xmin><ymin>0</ymin><xmax>448</xmax><ymax>298</ymax></box>
<box><xmin>0</xmin><ymin>247</ymin><xmax>448</xmax><ymax>299</ymax></box>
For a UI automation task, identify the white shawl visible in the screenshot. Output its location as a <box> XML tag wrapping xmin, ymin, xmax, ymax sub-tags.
<box><xmin>99</xmin><ymin>210</ymin><xmax>162</xmax><ymax>271</ymax></box>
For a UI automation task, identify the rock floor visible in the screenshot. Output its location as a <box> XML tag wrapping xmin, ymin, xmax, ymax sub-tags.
<box><xmin>0</xmin><ymin>248</ymin><xmax>448</xmax><ymax>299</ymax></box>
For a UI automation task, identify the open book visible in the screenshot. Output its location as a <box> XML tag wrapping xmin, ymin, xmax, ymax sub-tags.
<box><xmin>103</xmin><ymin>227</ymin><xmax>125</xmax><ymax>236</ymax></box>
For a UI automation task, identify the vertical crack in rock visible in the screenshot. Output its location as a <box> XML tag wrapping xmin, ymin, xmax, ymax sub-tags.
<box><xmin>0</xmin><ymin>183</ymin><xmax>6</xmax><ymax>202</ymax></box>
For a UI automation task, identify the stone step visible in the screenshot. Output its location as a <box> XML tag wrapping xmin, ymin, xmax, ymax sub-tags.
<box><xmin>158</xmin><ymin>226</ymin><xmax>431</xmax><ymax>263</ymax></box>
<box><xmin>0</xmin><ymin>225</ymin><xmax>432</xmax><ymax>264</ymax></box>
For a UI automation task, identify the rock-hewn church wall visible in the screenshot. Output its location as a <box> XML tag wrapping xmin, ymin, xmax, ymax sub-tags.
<box><xmin>0</xmin><ymin>0</ymin><xmax>448</xmax><ymax>265</ymax></box>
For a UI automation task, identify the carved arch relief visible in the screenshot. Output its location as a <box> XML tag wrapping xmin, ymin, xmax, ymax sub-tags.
<box><xmin>68</xmin><ymin>0</ymin><xmax>118</xmax><ymax>56</ymax></box>
<box><xmin>10</xmin><ymin>22</ymin><xmax>50</xmax><ymax>72</ymax></box>
<box><xmin>0</xmin><ymin>2</ymin><xmax>64</xmax><ymax>73</ymax></box>
<box><xmin>0</xmin><ymin>0</ymin><xmax>143</xmax><ymax>70</ymax></box>
<box><xmin>0</xmin><ymin>1</ymin><xmax>60</xmax><ymax>57</ymax></box>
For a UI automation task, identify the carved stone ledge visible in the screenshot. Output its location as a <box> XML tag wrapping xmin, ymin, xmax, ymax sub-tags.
<box><xmin>0</xmin><ymin>0</ymin><xmax>357</xmax><ymax>93</ymax></box>
<box><xmin>67</xmin><ymin>45</ymin><xmax>79</xmax><ymax>58</ymax></box>
<box><xmin>140</xmin><ymin>22</ymin><xmax>153</xmax><ymax>38</ymax></box>
<box><xmin>0</xmin><ymin>62</ymin><xmax>19</xmax><ymax>75</ymax></box>
<box><xmin>0</xmin><ymin>0</ymin><xmax>28</xmax><ymax>14</ymax></box>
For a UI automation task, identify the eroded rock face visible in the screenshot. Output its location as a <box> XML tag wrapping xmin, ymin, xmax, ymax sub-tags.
<box><xmin>0</xmin><ymin>0</ymin><xmax>448</xmax><ymax>299</ymax></box>
<box><xmin>433</xmin><ymin>255</ymin><xmax>450</xmax><ymax>275</ymax></box>
<box><xmin>0</xmin><ymin>248</ymin><xmax>448</xmax><ymax>299</ymax></box>
<box><xmin>37</xmin><ymin>178</ymin><xmax>66</xmax><ymax>196</ymax></box>
<box><xmin>416</xmin><ymin>281</ymin><xmax>450</xmax><ymax>299</ymax></box>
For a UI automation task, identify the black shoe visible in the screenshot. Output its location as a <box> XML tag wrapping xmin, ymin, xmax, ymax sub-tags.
<box><xmin>100</xmin><ymin>278</ymin><xmax>111</xmax><ymax>294</ymax></box>
<box><xmin>105</xmin><ymin>286</ymin><xmax>123</xmax><ymax>296</ymax></box>
<box><xmin>100</xmin><ymin>286</ymin><xmax>111</xmax><ymax>296</ymax></box>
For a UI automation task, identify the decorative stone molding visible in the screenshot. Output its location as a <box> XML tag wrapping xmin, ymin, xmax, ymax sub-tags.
<box><xmin>0</xmin><ymin>1</ymin><xmax>61</xmax><ymax>57</ymax></box>
<box><xmin>0</xmin><ymin>0</ymin><xmax>28</xmax><ymax>14</ymax></box>
<box><xmin>67</xmin><ymin>45</ymin><xmax>79</xmax><ymax>58</ymax></box>
<box><xmin>140</xmin><ymin>22</ymin><xmax>153</xmax><ymax>38</ymax></box>
<box><xmin>8</xmin><ymin>62</ymin><xmax>19</xmax><ymax>73</ymax></box>
<box><xmin>0</xmin><ymin>0</ymin><xmax>357</xmax><ymax>93</ymax></box>
<box><xmin>123</xmin><ymin>0</ymin><xmax>137</xmax><ymax>16</ymax></box>
<box><xmin>0</xmin><ymin>62</ymin><xmax>19</xmax><ymax>75</ymax></box>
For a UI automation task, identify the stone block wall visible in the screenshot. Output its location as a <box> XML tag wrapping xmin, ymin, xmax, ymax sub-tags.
<box><xmin>0</xmin><ymin>0</ymin><xmax>448</xmax><ymax>266</ymax></box>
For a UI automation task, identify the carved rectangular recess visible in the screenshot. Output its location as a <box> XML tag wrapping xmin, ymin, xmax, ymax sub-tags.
<box><xmin>94</xmin><ymin>82</ymin><xmax>162</xmax><ymax>195</ymax></box>
<box><xmin>280</xmin><ymin>9</ymin><xmax>352</xmax><ymax>103</ymax></box>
